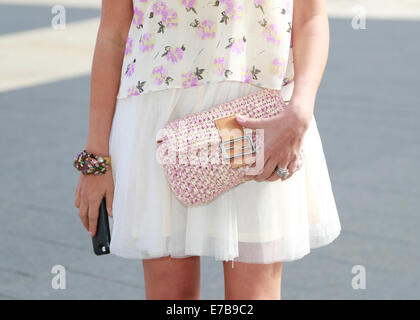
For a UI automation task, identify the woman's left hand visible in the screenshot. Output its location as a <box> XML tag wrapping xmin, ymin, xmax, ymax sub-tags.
<box><xmin>236</xmin><ymin>99</ymin><xmax>312</xmax><ymax>182</ymax></box>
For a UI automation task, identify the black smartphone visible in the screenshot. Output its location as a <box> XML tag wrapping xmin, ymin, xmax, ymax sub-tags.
<box><xmin>92</xmin><ymin>197</ymin><xmax>111</xmax><ymax>255</ymax></box>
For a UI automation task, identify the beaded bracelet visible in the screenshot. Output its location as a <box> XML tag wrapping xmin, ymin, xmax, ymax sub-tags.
<box><xmin>73</xmin><ymin>150</ymin><xmax>111</xmax><ymax>176</ymax></box>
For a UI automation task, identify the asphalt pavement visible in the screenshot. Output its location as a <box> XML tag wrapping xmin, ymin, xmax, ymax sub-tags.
<box><xmin>0</xmin><ymin>3</ymin><xmax>419</xmax><ymax>299</ymax></box>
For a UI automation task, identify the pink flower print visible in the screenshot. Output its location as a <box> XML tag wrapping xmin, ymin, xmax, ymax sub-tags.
<box><xmin>127</xmin><ymin>85</ymin><xmax>140</xmax><ymax>97</ymax></box>
<box><xmin>264</xmin><ymin>23</ymin><xmax>282</xmax><ymax>46</ymax></box>
<box><xmin>241</xmin><ymin>65</ymin><xmax>261</xmax><ymax>82</ymax></box>
<box><xmin>194</xmin><ymin>19</ymin><xmax>217</xmax><ymax>39</ymax></box>
<box><xmin>241</xmin><ymin>66</ymin><xmax>252</xmax><ymax>83</ymax></box>
<box><xmin>162</xmin><ymin>45</ymin><xmax>185</xmax><ymax>63</ymax></box>
<box><xmin>152</xmin><ymin>2</ymin><xmax>178</xmax><ymax>32</ymax></box>
<box><xmin>151</xmin><ymin>65</ymin><xmax>168</xmax><ymax>85</ymax></box>
<box><xmin>282</xmin><ymin>77</ymin><xmax>293</xmax><ymax>86</ymax></box>
<box><xmin>212</xmin><ymin>57</ymin><xmax>227</xmax><ymax>76</ymax></box>
<box><xmin>181</xmin><ymin>71</ymin><xmax>198</xmax><ymax>88</ymax></box>
<box><xmin>139</xmin><ymin>0</ymin><xmax>150</xmax><ymax>3</ymax></box>
<box><xmin>132</xmin><ymin>6</ymin><xmax>144</xmax><ymax>28</ymax></box>
<box><xmin>161</xmin><ymin>8</ymin><xmax>178</xmax><ymax>29</ymax></box>
<box><xmin>127</xmin><ymin>81</ymin><xmax>146</xmax><ymax>96</ymax></box>
<box><xmin>180</xmin><ymin>0</ymin><xmax>197</xmax><ymax>13</ymax></box>
<box><xmin>226</xmin><ymin>36</ymin><xmax>246</xmax><ymax>54</ymax></box>
<box><xmin>125</xmin><ymin>59</ymin><xmax>136</xmax><ymax>78</ymax></box>
<box><xmin>220</xmin><ymin>0</ymin><xmax>243</xmax><ymax>22</ymax></box>
<box><xmin>125</xmin><ymin>37</ymin><xmax>133</xmax><ymax>56</ymax></box>
<box><xmin>270</xmin><ymin>58</ymin><xmax>287</xmax><ymax>79</ymax></box>
<box><xmin>151</xmin><ymin>0</ymin><xmax>167</xmax><ymax>15</ymax></box>
<box><xmin>181</xmin><ymin>0</ymin><xmax>195</xmax><ymax>9</ymax></box>
<box><xmin>139</xmin><ymin>33</ymin><xmax>155</xmax><ymax>52</ymax></box>
<box><xmin>253</xmin><ymin>0</ymin><xmax>265</xmax><ymax>13</ymax></box>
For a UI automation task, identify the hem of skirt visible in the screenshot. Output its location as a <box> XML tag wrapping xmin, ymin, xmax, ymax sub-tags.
<box><xmin>109</xmin><ymin>226</ymin><xmax>341</xmax><ymax>264</ymax></box>
<box><xmin>309</xmin><ymin>224</ymin><xmax>341</xmax><ymax>250</ymax></box>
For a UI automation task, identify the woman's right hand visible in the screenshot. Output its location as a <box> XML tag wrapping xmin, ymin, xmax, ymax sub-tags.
<box><xmin>74</xmin><ymin>171</ymin><xmax>114</xmax><ymax>237</ymax></box>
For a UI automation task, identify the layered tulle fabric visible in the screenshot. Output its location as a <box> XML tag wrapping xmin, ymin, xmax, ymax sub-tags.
<box><xmin>108</xmin><ymin>80</ymin><xmax>341</xmax><ymax>264</ymax></box>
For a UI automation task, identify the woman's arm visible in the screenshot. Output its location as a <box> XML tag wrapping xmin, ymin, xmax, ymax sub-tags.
<box><xmin>236</xmin><ymin>0</ymin><xmax>329</xmax><ymax>181</ymax></box>
<box><xmin>86</xmin><ymin>0</ymin><xmax>133</xmax><ymax>155</ymax></box>
<box><xmin>290</xmin><ymin>0</ymin><xmax>329</xmax><ymax>125</ymax></box>
<box><xmin>75</xmin><ymin>0</ymin><xmax>132</xmax><ymax>236</ymax></box>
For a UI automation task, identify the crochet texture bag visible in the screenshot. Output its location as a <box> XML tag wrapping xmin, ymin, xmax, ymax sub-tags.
<box><xmin>156</xmin><ymin>88</ymin><xmax>304</xmax><ymax>206</ymax></box>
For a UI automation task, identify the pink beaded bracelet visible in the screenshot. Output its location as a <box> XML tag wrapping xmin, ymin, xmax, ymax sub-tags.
<box><xmin>73</xmin><ymin>150</ymin><xmax>111</xmax><ymax>176</ymax></box>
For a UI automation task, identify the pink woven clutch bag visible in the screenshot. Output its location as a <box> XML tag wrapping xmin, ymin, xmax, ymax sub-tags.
<box><xmin>156</xmin><ymin>88</ymin><xmax>304</xmax><ymax>206</ymax></box>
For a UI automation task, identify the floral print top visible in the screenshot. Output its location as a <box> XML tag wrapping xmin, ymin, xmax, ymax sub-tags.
<box><xmin>117</xmin><ymin>0</ymin><xmax>295</xmax><ymax>99</ymax></box>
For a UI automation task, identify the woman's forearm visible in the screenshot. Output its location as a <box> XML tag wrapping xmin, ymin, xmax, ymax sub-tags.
<box><xmin>290</xmin><ymin>0</ymin><xmax>330</xmax><ymax>126</ymax></box>
<box><xmin>85</xmin><ymin>32</ymin><xmax>126</xmax><ymax>156</ymax></box>
<box><xmin>85</xmin><ymin>0</ymin><xmax>133</xmax><ymax>155</ymax></box>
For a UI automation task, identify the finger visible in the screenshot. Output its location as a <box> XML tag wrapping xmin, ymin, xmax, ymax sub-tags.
<box><xmin>75</xmin><ymin>188</ymin><xmax>81</xmax><ymax>209</ymax></box>
<box><xmin>244</xmin><ymin>153</ymin><xmax>269</xmax><ymax>179</ymax></box>
<box><xmin>274</xmin><ymin>158</ymin><xmax>290</xmax><ymax>182</ymax></box>
<box><xmin>74</xmin><ymin>178</ymin><xmax>81</xmax><ymax>208</ymax></box>
<box><xmin>266</xmin><ymin>157</ymin><xmax>290</xmax><ymax>182</ymax></box>
<box><xmin>88</xmin><ymin>199</ymin><xmax>101</xmax><ymax>237</ymax></box>
<box><xmin>236</xmin><ymin>114</ymin><xmax>267</xmax><ymax>129</ymax></box>
<box><xmin>78</xmin><ymin>199</ymin><xmax>89</xmax><ymax>232</ymax></box>
<box><xmin>266</xmin><ymin>166</ymin><xmax>282</xmax><ymax>182</ymax></box>
<box><xmin>106</xmin><ymin>190</ymin><xmax>114</xmax><ymax>218</ymax></box>
<box><xmin>285</xmin><ymin>157</ymin><xmax>298</xmax><ymax>181</ymax></box>
<box><xmin>254</xmin><ymin>157</ymin><xmax>278</xmax><ymax>182</ymax></box>
<box><xmin>296</xmin><ymin>150</ymin><xmax>304</xmax><ymax>171</ymax></box>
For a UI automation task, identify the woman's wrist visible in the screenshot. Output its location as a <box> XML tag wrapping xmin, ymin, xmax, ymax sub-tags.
<box><xmin>85</xmin><ymin>143</ymin><xmax>109</xmax><ymax>156</ymax></box>
<box><xmin>85</xmin><ymin>137</ymin><xmax>110</xmax><ymax>156</ymax></box>
<box><xmin>286</xmin><ymin>96</ymin><xmax>315</xmax><ymax>131</ymax></box>
<box><xmin>287</xmin><ymin>79</ymin><xmax>318</xmax><ymax>126</ymax></box>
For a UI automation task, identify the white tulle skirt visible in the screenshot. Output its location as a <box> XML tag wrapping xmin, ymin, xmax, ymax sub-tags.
<box><xmin>108</xmin><ymin>80</ymin><xmax>341</xmax><ymax>264</ymax></box>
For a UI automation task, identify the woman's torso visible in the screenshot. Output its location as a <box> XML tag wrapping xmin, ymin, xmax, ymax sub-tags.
<box><xmin>117</xmin><ymin>0</ymin><xmax>294</xmax><ymax>99</ymax></box>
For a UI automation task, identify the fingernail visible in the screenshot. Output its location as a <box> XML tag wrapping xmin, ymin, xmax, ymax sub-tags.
<box><xmin>236</xmin><ymin>114</ymin><xmax>245</xmax><ymax>121</ymax></box>
<box><xmin>89</xmin><ymin>231</ymin><xmax>93</xmax><ymax>236</ymax></box>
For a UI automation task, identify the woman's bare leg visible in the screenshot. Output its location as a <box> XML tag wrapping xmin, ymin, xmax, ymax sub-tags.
<box><xmin>223</xmin><ymin>261</ymin><xmax>283</xmax><ymax>300</ymax></box>
<box><xmin>142</xmin><ymin>255</ymin><xmax>200</xmax><ymax>300</ymax></box>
